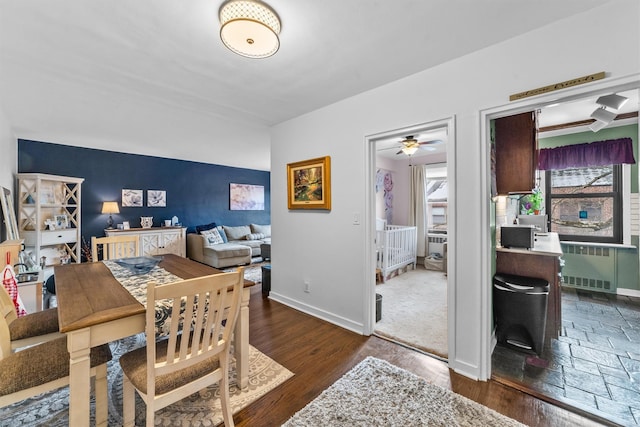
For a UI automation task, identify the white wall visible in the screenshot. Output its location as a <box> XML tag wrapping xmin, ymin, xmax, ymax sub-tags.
<box><xmin>269</xmin><ymin>1</ymin><xmax>640</xmax><ymax>379</ymax></box>
<box><xmin>0</xmin><ymin>106</ymin><xmax>16</xmax><ymax>190</ymax></box>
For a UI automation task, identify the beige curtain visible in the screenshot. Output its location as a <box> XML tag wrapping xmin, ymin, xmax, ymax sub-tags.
<box><xmin>409</xmin><ymin>165</ymin><xmax>427</xmax><ymax>257</ymax></box>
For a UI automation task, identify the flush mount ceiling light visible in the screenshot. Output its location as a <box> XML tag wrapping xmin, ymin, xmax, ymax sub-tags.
<box><xmin>219</xmin><ymin>0</ymin><xmax>281</xmax><ymax>59</ymax></box>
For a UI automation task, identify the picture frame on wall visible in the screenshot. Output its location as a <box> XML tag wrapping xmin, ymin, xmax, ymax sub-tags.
<box><xmin>230</xmin><ymin>183</ymin><xmax>265</xmax><ymax>210</ymax></box>
<box><xmin>122</xmin><ymin>189</ymin><xmax>143</xmax><ymax>207</ymax></box>
<box><xmin>286</xmin><ymin>156</ymin><xmax>331</xmax><ymax>210</ymax></box>
<box><xmin>147</xmin><ymin>190</ymin><xmax>166</xmax><ymax>207</ymax></box>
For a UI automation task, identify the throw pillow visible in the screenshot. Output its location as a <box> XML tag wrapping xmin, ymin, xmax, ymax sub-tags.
<box><xmin>201</xmin><ymin>228</ymin><xmax>224</xmax><ymax>245</ymax></box>
<box><xmin>245</xmin><ymin>232</ymin><xmax>266</xmax><ymax>241</ymax></box>
<box><xmin>195</xmin><ymin>222</ymin><xmax>217</xmax><ymax>234</ymax></box>
<box><xmin>216</xmin><ymin>226</ymin><xmax>228</xmax><ymax>243</ymax></box>
<box><xmin>223</xmin><ymin>225</ymin><xmax>251</xmax><ymax>241</ymax></box>
<box><xmin>250</xmin><ymin>223</ymin><xmax>271</xmax><ymax>237</ymax></box>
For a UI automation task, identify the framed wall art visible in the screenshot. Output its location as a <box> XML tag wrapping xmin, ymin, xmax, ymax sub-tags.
<box><xmin>122</xmin><ymin>189</ymin><xmax>143</xmax><ymax>207</ymax></box>
<box><xmin>147</xmin><ymin>190</ymin><xmax>166</xmax><ymax>207</ymax></box>
<box><xmin>230</xmin><ymin>183</ymin><xmax>265</xmax><ymax>210</ymax></box>
<box><xmin>286</xmin><ymin>156</ymin><xmax>331</xmax><ymax>210</ymax></box>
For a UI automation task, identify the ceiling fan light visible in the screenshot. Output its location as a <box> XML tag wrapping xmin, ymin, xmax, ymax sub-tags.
<box><xmin>219</xmin><ymin>0</ymin><xmax>280</xmax><ymax>59</ymax></box>
<box><xmin>590</xmin><ymin>107</ymin><xmax>616</xmax><ymax>124</ymax></box>
<box><xmin>402</xmin><ymin>145</ymin><xmax>419</xmax><ymax>156</ymax></box>
<box><xmin>596</xmin><ymin>93</ymin><xmax>629</xmax><ymax>110</ymax></box>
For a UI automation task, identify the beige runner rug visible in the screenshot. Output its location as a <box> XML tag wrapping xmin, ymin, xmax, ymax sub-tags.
<box><xmin>282</xmin><ymin>357</ymin><xmax>525</xmax><ymax>426</ymax></box>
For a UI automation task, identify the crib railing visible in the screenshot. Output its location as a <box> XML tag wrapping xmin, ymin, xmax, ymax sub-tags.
<box><xmin>376</xmin><ymin>225</ymin><xmax>417</xmax><ymax>282</ymax></box>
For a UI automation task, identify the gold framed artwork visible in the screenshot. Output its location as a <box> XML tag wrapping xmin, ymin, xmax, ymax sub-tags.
<box><xmin>287</xmin><ymin>156</ymin><xmax>331</xmax><ymax>210</ymax></box>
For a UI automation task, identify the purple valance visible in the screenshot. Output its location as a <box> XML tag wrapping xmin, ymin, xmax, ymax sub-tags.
<box><xmin>538</xmin><ymin>138</ymin><xmax>636</xmax><ymax>170</ymax></box>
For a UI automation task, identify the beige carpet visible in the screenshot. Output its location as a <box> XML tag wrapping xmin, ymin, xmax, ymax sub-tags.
<box><xmin>374</xmin><ymin>267</ymin><xmax>448</xmax><ymax>358</ymax></box>
<box><xmin>282</xmin><ymin>356</ymin><xmax>525</xmax><ymax>426</ymax></box>
<box><xmin>1</xmin><ymin>334</ymin><xmax>293</xmax><ymax>426</ymax></box>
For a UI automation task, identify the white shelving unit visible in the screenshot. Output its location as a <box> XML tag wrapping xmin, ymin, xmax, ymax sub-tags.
<box><xmin>16</xmin><ymin>173</ymin><xmax>84</xmax><ymax>267</ymax></box>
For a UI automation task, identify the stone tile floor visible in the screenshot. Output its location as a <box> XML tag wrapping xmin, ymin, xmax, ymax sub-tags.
<box><xmin>492</xmin><ymin>287</ymin><xmax>640</xmax><ymax>426</ymax></box>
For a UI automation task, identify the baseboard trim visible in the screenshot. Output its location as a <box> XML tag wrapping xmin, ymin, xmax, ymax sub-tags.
<box><xmin>268</xmin><ymin>292</ymin><xmax>365</xmax><ymax>335</ymax></box>
<box><xmin>617</xmin><ymin>288</ymin><xmax>640</xmax><ymax>297</ymax></box>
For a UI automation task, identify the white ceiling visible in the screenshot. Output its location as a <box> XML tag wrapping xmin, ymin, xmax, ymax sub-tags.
<box><xmin>0</xmin><ymin>0</ymin><xmax>614</xmax><ymax>170</ymax></box>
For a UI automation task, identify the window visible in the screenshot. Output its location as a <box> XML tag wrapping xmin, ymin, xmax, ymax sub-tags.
<box><xmin>545</xmin><ymin>165</ymin><xmax>621</xmax><ymax>243</ymax></box>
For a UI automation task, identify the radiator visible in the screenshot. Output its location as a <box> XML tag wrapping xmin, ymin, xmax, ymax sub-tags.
<box><xmin>561</xmin><ymin>243</ymin><xmax>616</xmax><ymax>293</ymax></box>
<box><xmin>427</xmin><ymin>233</ymin><xmax>447</xmax><ymax>257</ymax></box>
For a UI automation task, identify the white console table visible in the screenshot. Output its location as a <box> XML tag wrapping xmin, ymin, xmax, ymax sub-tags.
<box><xmin>105</xmin><ymin>227</ymin><xmax>186</xmax><ymax>257</ymax></box>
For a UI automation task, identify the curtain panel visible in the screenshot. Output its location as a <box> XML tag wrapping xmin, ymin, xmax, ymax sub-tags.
<box><xmin>538</xmin><ymin>137</ymin><xmax>635</xmax><ymax>170</ymax></box>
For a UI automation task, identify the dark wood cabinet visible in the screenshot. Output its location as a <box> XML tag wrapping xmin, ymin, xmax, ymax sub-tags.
<box><xmin>494</xmin><ymin>111</ymin><xmax>537</xmax><ymax>194</ymax></box>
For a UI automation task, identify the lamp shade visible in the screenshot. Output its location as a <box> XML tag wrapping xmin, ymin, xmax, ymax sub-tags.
<box><xmin>101</xmin><ymin>202</ymin><xmax>120</xmax><ymax>214</ymax></box>
<box><xmin>219</xmin><ymin>0</ymin><xmax>280</xmax><ymax>58</ymax></box>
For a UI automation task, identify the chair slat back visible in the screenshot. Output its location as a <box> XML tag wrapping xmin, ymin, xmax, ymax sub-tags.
<box><xmin>145</xmin><ymin>268</ymin><xmax>244</xmax><ymax>394</ymax></box>
<box><xmin>91</xmin><ymin>235</ymin><xmax>140</xmax><ymax>261</ymax></box>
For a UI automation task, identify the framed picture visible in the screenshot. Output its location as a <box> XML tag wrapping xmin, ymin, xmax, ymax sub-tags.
<box><xmin>122</xmin><ymin>189</ymin><xmax>143</xmax><ymax>207</ymax></box>
<box><xmin>147</xmin><ymin>190</ymin><xmax>166</xmax><ymax>207</ymax></box>
<box><xmin>54</xmin><ymin>214</ymin><xmax>69</xmax><ymax>229</ymax></box>
<box><xmin>122</xmin><ymin>221</ymin><xmax>130</xmax><ymax>230</ymax></box>
<box><xmin>230</xmin><ymin>183</ymin><xmax>265</xmax><ymax>210</ymax></box>
<box><xmin>287</xmin><ymin>156</ymin><xmax>331</xmax><ymax>210</ymax></box>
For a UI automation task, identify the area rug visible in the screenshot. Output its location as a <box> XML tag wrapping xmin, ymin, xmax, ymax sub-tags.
<box><xmin>1</xmin><ymin>334</ymin><xmax>293</xmax><ymax>426</ymax></box>
<box><xmin>374</xmin><ymin>267</ymin><xmax>448</xmax><ymax>358</ymax></box>
<box><xmin>223</xmin><ymin>258</ymin><xmax>269</xmax><ymax>284</ymax></box>
<box><xmin>282</xmin><ymin>356</ymin><xmax>525</xmax><ymax>427</ymax></box>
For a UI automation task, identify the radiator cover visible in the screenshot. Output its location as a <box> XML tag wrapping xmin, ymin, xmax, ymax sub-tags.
<box><xmin>561</xmin><ymin>243</ymin><xmax>616</xmax><ymax>294</ymax></box>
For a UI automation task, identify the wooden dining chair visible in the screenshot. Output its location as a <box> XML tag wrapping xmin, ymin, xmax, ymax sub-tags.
<box><xmin>0</xmin><ymin>282</ymin><xmax>61</xmax><ymax>352</ymax></box>
<box><xmin>0</xmin><ymin>314</ymin><xmax>112</xmax><ymax>423</ymax></box>
<box><xmin>119</xmin><ymin>268</ymin><xmax>244</xmax><ymax>427</ymax></box>
<box><xmin>91</xmin><ymin>235</ymin><xmax>140</xmax><ymax>261</ymax></box>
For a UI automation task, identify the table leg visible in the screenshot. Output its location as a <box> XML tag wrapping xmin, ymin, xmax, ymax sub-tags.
<box><xmin>235</xmin><ymin>287</ymin><xmax>250</xmax><ymax>389</ymax></box>
<box><xmin>67</xmin><ymin>328</ymin><xmax>91</xmax><ymax>427</ymax></box>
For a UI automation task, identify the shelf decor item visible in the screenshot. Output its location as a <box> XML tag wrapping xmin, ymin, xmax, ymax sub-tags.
<box><xmin>140</xmin><ymin>217</ymin><xmax>153</xmax><ymax>228</ymax></box>
<box><xmin>286</xmin><ymin>156</ymin><xmax>331</xmax><ymax>210</ymax></box>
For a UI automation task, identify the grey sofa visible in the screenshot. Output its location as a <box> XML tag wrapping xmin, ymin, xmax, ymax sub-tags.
<box><xmin>187</xmin><ymin>224</ymin><xmax>271</xmax><ymax>269</ymax></box>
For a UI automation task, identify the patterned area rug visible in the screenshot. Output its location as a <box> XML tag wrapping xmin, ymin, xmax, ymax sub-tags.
<box><xmin>1</xmin><ymin>334</ymin><xmax>293</xmax><ymax>426</ymax></box>
<box><xmin>282</xmin><ymin>357</ymin><xmax>525</xmax><ymax>427</ymax></box>
<box><xmin>223</xmin><ymin>259</ymin><xmax>269</xmax><ymax>284</ymax></box>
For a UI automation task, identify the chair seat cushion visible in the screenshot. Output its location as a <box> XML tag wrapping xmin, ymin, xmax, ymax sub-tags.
<box><xmin>119</xmin><ymin>336</ymin><xmax>221</xmax><ymax>395</ymax></box>
<box><xmin>0</xmin><ymin>336</ymin><xmax>112</xmax><ymax>396</ymax></box>
<box><xmin>9</xmin><ymin>308</ymin><xmax>59</xmax><ymax>341</ymax></box>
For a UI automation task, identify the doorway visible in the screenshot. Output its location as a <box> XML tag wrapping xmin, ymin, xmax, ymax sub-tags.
<box><xmin>487</xmin><ymin>85</ymin><xmax>640</xmax><ymax>425</ymax></box>
<box><xmin>369</xmin><ymin>121</ymin><xmax>451</xmax><ymax>360</ymax></box>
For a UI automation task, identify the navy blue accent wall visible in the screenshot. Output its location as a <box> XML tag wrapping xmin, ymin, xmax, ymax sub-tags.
<box><xmin>18</xmin><ymin>140</ymin><xmax>270</xmax><ymax>245</ymax></box>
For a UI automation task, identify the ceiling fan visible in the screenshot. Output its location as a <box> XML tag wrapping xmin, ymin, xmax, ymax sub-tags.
<box><xmin>389</xmin><ymin>135</ymin><xmax>443</xmax><ymax>156</ymax></box>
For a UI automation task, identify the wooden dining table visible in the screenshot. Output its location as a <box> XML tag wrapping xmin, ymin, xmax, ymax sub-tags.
<box><xmin>54</xmin><ymin>254</ymin><xmax>255</xmax><ymax>427</ymax></box>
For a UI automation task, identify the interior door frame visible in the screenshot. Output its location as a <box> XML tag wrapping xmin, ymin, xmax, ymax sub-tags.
<box><xmin>479</xmin><ymin>73</ymin><xmax>640</xmax><ymax>379</ymax></box>
<box><xmin>364</xmin><ymin>117</ymin><xmax>457</xmax><ymax>358</ymax></box>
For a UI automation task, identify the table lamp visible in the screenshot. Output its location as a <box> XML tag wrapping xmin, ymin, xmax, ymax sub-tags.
<box><xmin>101</xmin><ymin>202</ymin><xmax>120</xmax><ymax>229</ymax></box>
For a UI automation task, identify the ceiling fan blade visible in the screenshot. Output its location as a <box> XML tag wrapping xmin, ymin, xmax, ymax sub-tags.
<box><xmin>418</xmin><ymin>139</ymin><xmax>443</xmax><ymax>145</ymax></box>
<box><xmin>396</xmin><ymin>150</ymin><xmax>403</xmax><ymax>155</ymax></box>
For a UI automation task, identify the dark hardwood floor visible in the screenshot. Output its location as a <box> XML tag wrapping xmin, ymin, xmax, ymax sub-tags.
<box><xmin>234</xmin><ymin>285</ymin><xmax>609</xmax><ymax>426</ymax></box>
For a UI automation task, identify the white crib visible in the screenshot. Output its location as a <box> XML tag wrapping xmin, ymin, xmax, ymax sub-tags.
<box><xmin>376</xmin><ymin>224</ymin><xmax>417</xmax><ymax>282</ymax></box>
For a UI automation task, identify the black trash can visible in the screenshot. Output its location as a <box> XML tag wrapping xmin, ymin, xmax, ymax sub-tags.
<box><xmin>376</xmin><ymin>293</ymin><xmax>382</xmax><ymax>322</ymax></box>
<box><xmin>261</xmin><ymin>265</ymin><xmax>271</xmax><ymax>295</ymax></box>
<box><xmin>493</xmin><ymin>273</ymin><xmax>549</xmax><ymax>355</ymax></box>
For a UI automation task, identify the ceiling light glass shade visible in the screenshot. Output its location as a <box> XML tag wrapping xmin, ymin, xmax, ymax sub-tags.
<box><xmin>402</xmin><ymin>145</ymin><xmax>419</xmax><ymax>156</ymax></box>
<box><xmin>219</xmin><ymin>0</ymin><xmax>280</xmax><ymax>59</ymax></box>
<box><xmin>589</xmin><ymin>120</ymin><xmax>607</xmax><ymax>132</ymax></box>
<box><xmin>596</xmin><ymin>93</ymin><xmax>629</xmax><ymax>110</ymax></box>
<box><xmin>590</xmin><ymin>107</ymin><xmax>617</xmax><ymax>124</ymax></box>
